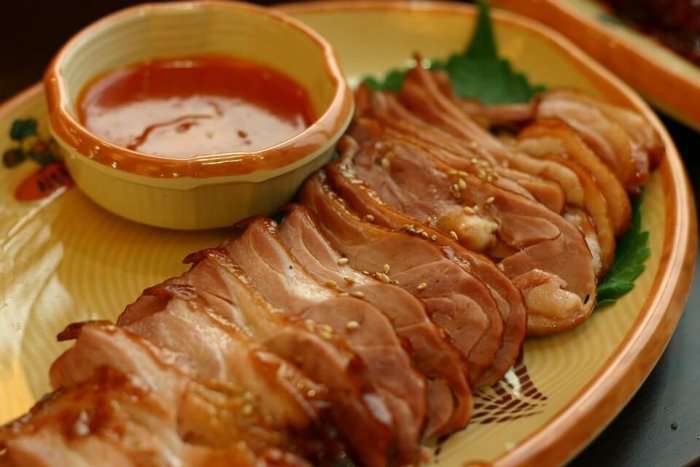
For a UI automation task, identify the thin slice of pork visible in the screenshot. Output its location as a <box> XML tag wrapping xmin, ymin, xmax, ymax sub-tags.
<box><xmin>223</xmin><ymin>219</ymin><xmax>427</xmax><ymax>465</ymax></box>
<box><xmin>119</xmin><ymin>251</ymin><xmax>395</xmax><ymax>467</ymax></box>
<box><xmin>300</xmin><ymin>171</ymin><xmax>507</xmax><ymax>385</ymax></box>
<box><xmin>279</xmin><ymin>204</ymin><xmax>472</xmax><ymax>437</ymax></box>
<box><xmin>330</xmin><ymin>134</ymin><xmax>596</xmax><ymax>336</ymax></box>
<box><xmin>517</xmin><ymin>118</ymin><xmax>632</xmax><ymax>236</ymax></box>
<box><xmin>398</xmin><ymin>64</ymin><xmax>586</xmax><ymax>209</ymax></box>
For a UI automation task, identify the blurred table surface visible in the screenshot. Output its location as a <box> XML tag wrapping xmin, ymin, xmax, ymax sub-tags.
<box><xmin>0</xmin><ymin>1</ymin><xmax>698</xmax><ymax>466</ymax></box>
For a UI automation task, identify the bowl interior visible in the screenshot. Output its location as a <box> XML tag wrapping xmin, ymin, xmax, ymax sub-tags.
<box><xmin>54</xmin><ymin>2</ymin><xmax>337</xmax><ymax>125</ymax></box>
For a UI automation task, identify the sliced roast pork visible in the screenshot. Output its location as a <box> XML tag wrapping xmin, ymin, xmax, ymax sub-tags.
<box><xmin>223</xmin><ymin>218</ymin><xmax>427</xmax><ymax>465</ymax></box>
<box><xmin>118</xmin><ymin>249</ymin><xmax>398</xmax><ymax>467</ymax></box>
<box><xmin>316</xmin><ymin>156</ymin><xmax>526</xmax><ymax>387</ymax></box>
<box><xmin>328</xmin><ymin>132</ymin><xmax>596</xmax><ymax>336</ymax></box>
<box><xmin>534</xmin><ymin>90</ymin><xmax>659</xmax><ymax>193</ymax></box>
<box><xmin>397</xmin><ymin>64</ymin><xmax>587</xmax><ymax>210</ymax></box>
<box><xmin>356</xmin><ymin>85</ymin><xmax>565</xmax><ymax>212</ymax></box>
<box><xmin>278</xmin><ymin>204</ymin><xmax>472</xmax><ymax>437</ymax></box>
<box><xmin>517</xmin><ymin>119</ymin><xmax>632</xmax><ymax>236</ymax></box>
<box><xmin>2</xmin><ymin>323</ymin><xmax>309</xmax><ymax>467</ymax></box>
<box><xmin>299</xmin><ymin>171</ymin><xmax>508</xmax><ymax>386</ymax></box>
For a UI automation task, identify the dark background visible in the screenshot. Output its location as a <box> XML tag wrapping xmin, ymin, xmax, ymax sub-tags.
<box><xmin>1</xmin><ymin>1</ymin><xmax>698</xmax><ymax>466</ymax></box>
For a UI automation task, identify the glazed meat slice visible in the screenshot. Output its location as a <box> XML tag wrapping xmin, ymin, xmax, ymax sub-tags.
<box><xmin>300</xmin><ymin>171</ymin><xmax>508</xmax><ymax>386</ymax></box>
<box><xmin>0</xmin><ymin>371</ymin><xmax>278</xmax><ymax>467</ymax></box>
<box><xmin>3</xmin><ymin>323</ymin><xmax>308</xmax><ymax>467</ymax></box>
<box><xmin>447</xmin><ymin>87</ymin><xmax>663</xmax><ymax>186</ymax></box>
<box><xmin>319</xmin><ymin>155</ymin><xmax>526</xmax><ymax>386</ymax></box>
<box><xmin>354</xmin><ymin>114</ymin><xmax>610</xmax><ymax>277</ymax></box>
<box><xmin>116</xmin><ymin>292</ymin><xmax>323</xmax><ymax>444</ymax></box>
<box><xmin>278</xmin><ymin>204</ymin><xmax>472</xmax><ymax>437</ymax></box>
<box><xmin>397</xmin><ymin>64</ymin><xmax>586</xmax><ymax>210</ymax></box>
<box><xmin>117</xmin><ymin>253</ymin><xmax>396</xmax><ymax>467</ymax></box>
<box><xmin>223</xmin><ymin>218</ymin><xmax>427</xmax><ymax>464</ymax></box>
<box><xmin>329</xmin><ymin>133</ymin><xmax>596</xmax><ymax>336</ymax></box>
<box><xmin>535</xmin><ymin>90</ymin><xmax>653</xmax><ymax>193</ymax></box>
<box><xmin>355</xmin><ymin>85</ymin><xmax>565</xmax><ymax>212</ymax></box>
<box><xmin>518</xmin><ymin>119</ymin><xmax>632</xmax><ymax>236</ymax></box>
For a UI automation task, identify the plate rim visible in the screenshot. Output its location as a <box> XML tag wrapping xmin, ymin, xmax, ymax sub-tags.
<box><xmin>1</xmin><ymin>2</ymin><xmax>696</xmax><ymax>465</ymax></box>
<box><xmin>279</xmin><ymin>2</ymin><xmax>697</xmax><ymax>465</ymax></box>
<box><xmin>491</xmin><ymin>0</ymin><xmax>700</xmax><ymax>132</ymax></box>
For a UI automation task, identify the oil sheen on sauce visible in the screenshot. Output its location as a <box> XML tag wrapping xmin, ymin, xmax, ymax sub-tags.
<box><xmin>77</xmin><ymin>55</ymin><xmax>316</xmax><ymax>157</ymax></box>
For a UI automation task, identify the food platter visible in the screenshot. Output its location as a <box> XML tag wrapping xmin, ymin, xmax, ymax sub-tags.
<box><xmin>493</xmin><ymin>0</ymin><xmax>700</xmax><ymax>132</ymax></box>
<box><xmin>0</xmin><ymin>1</ymin><xmax>695</xmax><ymax>466</ymax></box>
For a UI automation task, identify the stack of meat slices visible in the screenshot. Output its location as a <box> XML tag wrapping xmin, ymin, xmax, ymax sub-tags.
<box><xmin>0</xmin><ymin>63</ymin><xmax>662</xmax><ymax>467</ymax></box>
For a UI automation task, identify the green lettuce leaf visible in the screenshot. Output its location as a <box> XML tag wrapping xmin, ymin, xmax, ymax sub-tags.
<box><xmin>596</xmin><ymin>194</ymin><xmax>650</xmax><ymax>308</ymax></box>
<box><xmin>363</xmin><ymin>0</ymin><xmax>544</xmax><ymax>103</ymax></box>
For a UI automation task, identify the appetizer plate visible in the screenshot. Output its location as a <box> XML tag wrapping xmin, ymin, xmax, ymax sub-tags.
<box><xmin>492</xmin><ymin>0</ymin><xmax>700</xmax><ymax>132</ymax></box>
<box><xmin>0</xmin><ymin>2</ymin><xmax>695</xmax><ymax>466</ymax></box>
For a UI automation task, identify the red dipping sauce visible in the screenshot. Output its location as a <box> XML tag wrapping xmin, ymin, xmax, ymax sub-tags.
<box><xmin>77</xmin><ymin>55</ymin><xmax>316</xmax><ymax>157</ymax></box>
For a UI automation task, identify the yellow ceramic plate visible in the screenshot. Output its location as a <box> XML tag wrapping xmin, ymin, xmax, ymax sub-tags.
<box><xmin>0</xmin><ymin>2</ymin><xmax>695</xmax><ymax>466</ymax></box>
<box><xmin>493</xmin><ymin>0</ymin><xmax>700</xmax><ymax>132</ymax></box>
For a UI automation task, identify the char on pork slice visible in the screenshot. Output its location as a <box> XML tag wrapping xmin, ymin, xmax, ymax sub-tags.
<box><xmin>355</xmin><ymin>85</ymin><xmax>565</xmax><ymax>212</ymax></box>
<box><xmin>117</xmin><ymin>252</ymin><xmax>395</xmax><ymax>467</ymax></box>
<box><xmin>517</xmin><ymin>119</ymin><xmax>632</xmax><ymax>236</ymax></box>
<box><xmin>397</xmin><ymin>64</ymin><xmax>586</xmax><ymax>210</ymax></box>
<box><xmin>330</xmin><ymin>133</ymin><xmax>596</xmax><ymax>336</ymax></box>
<box><xmin>223</xmin><ymin>218</ymin><xmax>426</xmax><ymax>465</ymax></box>
<box><xmin>300</xmin><ymin>171</ymin><xmax>507</xmax><ymax>386</ymax></box>
<box><xmin>2</xmin><ymin>323</ymin><xmax>309</xmax><ymax>467</ymax></box>
<box><xmin>278</xmin><ymin>204</ymin><xmax>472</xmax><ymax>437</ymax></box>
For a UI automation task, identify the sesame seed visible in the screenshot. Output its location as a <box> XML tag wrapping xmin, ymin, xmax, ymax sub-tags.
<box><xmin>450</xmin><ymin>230</ymin><xmax>459</xmax><ymax>241</ymax></box>
<box><xmin>320</xmin><ymin>330</ymin><xmax>333</xmax><ymax>340</ymax></box>
<box><xmin>362</xmin><ymin>270</ymin><xmax>370</xmax><ymax>275</ymax></box>
<box><xmin>337</xmin><ymin>257</ymin><xmax>349</xmax><ymax>266</ymax></box>
<box><xmin>486</xmin><ymin>196</ymin><xmax>495</xmax><ymax>204</ymax></box>
<box><xmin>464</xmin><ymin>206</ymin><xmax>475</xmax><ymax>214</ymax></box>
<box><xmin>346</xmin><ymin>320</ymin><xmax>360</xmax><ymax>330</ymax></box>
<box><xmin>451</xmin><ymin>183</ymin><xmax>460</xmax><ymax>193</ymax></box>
<box><xmin>381</xmin><ymin>158</ymin><xmax>390</xmax><ymax>169</ymax></box>
<box><xmin>417</xmin><ymin>282</ymin><xmax>428</xmax><ymax>291</ymax></box>
<box><xmin>307</xmin><ymin>389</ymin><xmax>317</xmax><ymax>398</ymax></box>
<box><xmin>242</xmin><ymin>404</ymin><xmax>254</xmax><ymax>416</ymax></box>
<box><xmin>364</xmin><ymin>214</ymin><xmax>375</xmax><ymax>222</ymax></box>
<box><xmin>430</xmin><ymin>234</ymin><xmax>438</xmax><ymax>241</ymax></box>
<box><xmin>376</xmin><ymin>272</ymin><xmax>391</xmax><ymax>283</ymax></box>
<box><xmin>324</xmin><ymin>280</ymin><xmax>337</xmax><ymax>289</ymax></box>
<box><xmin>391</xmin><ymin>279</ymin><xmax>400</xmax><ymax>285</ymax></box>
<box><xmin>383</xmin><ymin>264</ymin><xmax>391</xmax><ymax>274</ymax></box>
<box><xmin>344</xmin><ymin>276</ymin><xmax>355</xmax><ymax>285</ymax></box>
<box><xmin>420</xmin><ymin>231</ymin><xmax>429</xmax><ymax>239</ymax></box>
<box><xmin>458</xmin><ymin>178</ymin><xmax>467</xmax><ymax>189</ymax></box>
<box><xmin>350</xmin><ymin>291</ymin><xmax>365</xmax><ymax>299</ymax></box>
<box><xmin>339</xmin><ymin>292</ymin><xmax>350</xmax><ymax>297</ymax></box>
